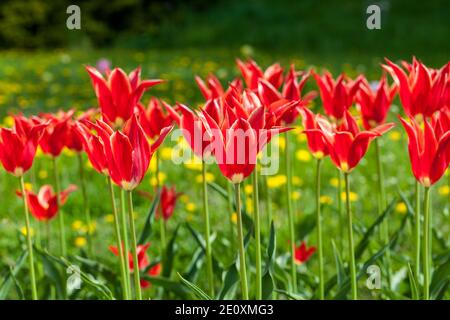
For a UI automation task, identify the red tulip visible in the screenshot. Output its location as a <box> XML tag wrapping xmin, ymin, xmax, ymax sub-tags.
<box><xmin>300</xmin><ymin>107</ymin><xmax>331</xmax><ymax>159</ymax></box>
<box><xmin>107</xmin><ymin>114</ymin><xmax>171</xmax><ymax>190</ymax></box>
<box><xmin>137</xmin><ymin>98</ymin><xmax>174</xmax><ymax>140</ymax></box>
<box><xmin>109</xmin><ymin>243</ymin><xmax>160</xmax><ymax>288</ymax></box>
<box><xmin>294</xmin><ymin>241</ymin><xmax>316</xmax><ymax>265</ymax></box>
<box><xmin>356</xmin><ymin>75</ymin><xmax>397</xmax><ymax>130</ymax></box>
<box><xmin>195</xmin><ymin>74</ymin><xmax>225</xmax><ymax>100</ymax></box>
<box><xmin>17</xmin><ymin>184</ymin><xmax>77</xmax><ymax>222</ymax></box>
<box><xmin>66</xmin><ymin>109</ymin><xmax>98</xmax><ymax>153</ymax></box>
<box><xmin>158</xmin><ymin>185</ymin><xmax>180</xmax><ymax>221</ymax></box>
<box><xmin>0</xmin><ymin>116</ymin><xmax>44</xmax><ymax>177</ymax></box>
<box><xmin>383</xmin><ymin>58</ymin><xmax>449</xmax><ymax>118</ymax></box>
<box><xmin>317</xmin><ymin>111</ymin><xmax>394</xmax><ymax>172</ymax></box>
<box><xmin>39</xmin><ymin>111</ymin><xmax>73</xmax><ymax>157</ymax></box>
<box><xmin>86</xmin><ymin>66</ymin><xmax>163</xmax><ymax>127</ymax></box>
<box><xmin>201</xmin><ymin>103</ymin><xmax>290</xmax><ymax>183</ymax></box>
<box><xmin>312</xmin><ymin>71</ymin><xmax>361</xmax><ymax>122</ymax></box>
<box><xmin>74</xmin><ymin>120</ymin><xmax>112</xmax><ymax>175</ymax></box>
<box><xmin>165</xmin><ymin>101</ymin><xmax>221</xmax><ymax>159</ymax></box>
<box><xmin>237</xmin><ymin>59</ymin><xmax>284</xmax><ymax>90</ymax></box>
<box><xmin>399</xmin><ymin>116</ymin><xmax>450</xmax><ymax>187</ymax></box>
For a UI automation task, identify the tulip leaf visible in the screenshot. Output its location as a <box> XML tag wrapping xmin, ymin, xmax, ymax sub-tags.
<box><xmin>407</xmin><ymin>263</ymin><xmax>419</xmax><ymax>300</ymax></box>
<box><xmin>177</xmin><ymin>272</ymin><xmax>212</xmax><ymax>300</ymax></box>
<box><xmin>430</xmin><ymin>254</ymin><xmax>450</xmax><ymax>300</ymax></box>
<box><xmin>141</xmin><ymin>275</ymin><xmax>189</xmax><ymax>298</ymax></box>
<box><xmin>297</xmin><ymin>213</ymin><xmax>316</xmax><ymax>240</ymax></box>
<box><xmin>39</xmin><ymin>249</ymin><xmax>65</xmax><ymax>299</ymax></box>
<box><xmin>332</xmin><ymin>240</ymin><xmax>346</xmax><ymax>288</ymax></box>
<box><xmin>274</xmin><ymin>289</ymin><xmax>305</xmax><ymax>300</ymax></box>
<box><xmin>262</xmin><ymin>269</ymin><xmax>274</xmax><ymax>299</ymax></box>
<box><xmin>138</xmin><ymin>188</ymin><xmax>160</xmax><ymax>245</ymax></box>
<box><xmin>0</xmin><ymin>251</ymin><xmax>27</xmax><ymax>299</ymax></box>
<box><xmin>184</xmin><ymin>247</ymin><xmax>205</xmax><ymax>282</ymax></box>
<box><xmin>35</xmin><ymin>247</ymin><xmax>114</xmax><ymax>300</ymax></box>
<box><xmin>217</xmin><ymin>263</ymin><xmax>239</xmax><ymax>300</ymax></box>
<box><xmin>162</xmin><ymin>224</ymin><xmax>180</xmax><ymax>278</ymax></box>
<box><xmin>355</xmin><ymin>198</ymin><xmax>397</xmax><ymax>259</ymax></box>
<box><xmin>9</xmin><ymin>266</ymin><xmax>25</xmax><ymax>300</ymax></box>
<box><xmin>265</xmin><ymin>220</ymin><xmax>276</xmax><ymax>271</ymax></box>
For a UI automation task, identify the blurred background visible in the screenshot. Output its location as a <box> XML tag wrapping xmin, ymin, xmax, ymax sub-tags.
<box><xmin>0</xmin><ymin>0</ymin><xmax>448</xmax><ymax>117</ymax></box>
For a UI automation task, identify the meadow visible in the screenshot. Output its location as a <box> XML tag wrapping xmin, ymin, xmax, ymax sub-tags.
<box><xmin>0</xmin><ymin>47</ymin><xmax>448</xmax><ymax>300</ymax></box>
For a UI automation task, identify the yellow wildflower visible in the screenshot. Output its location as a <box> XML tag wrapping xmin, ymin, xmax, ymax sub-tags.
<box><xmin>341</xmin><ymin>191</ymin><xmax>358</xmax><ymax>202</ymax></box>
<box><xmin>104</xmin><ymin>214</ymin><xmax>114</xmax><ymax>223</ymax></box>
<box><xmin>20</xmin><ymin>226</ymin><xmax>34</xmax><ymax>237</ymax></box>
<box><xmin>291</xmin><ymin>191</ymin><xmax>301</xmax><ymax>201</ymax></box>
<box><xmin>160</xmin><ymin>147</ymin><xmax>173</xmax><ymax>161</ymax></box>
<box><xmin>438</xmin><ymin>185</ymin><xmax>449</xmax><ymax>196</ymax></box>
<box><xmin>388</xmin><ymin>131</ymin><xmax>401</xmax><ymax>141</ymax></box>
<box><xmin>329</xmin><ymin>178</ymin><xmax>339</xmax><ymax>187</ymax></box>
<box><xmin>320</xmin><ymin>195</ymin><xmax>333</xmax><ymax>205</ymax></box>
<box><xmin>296</xmin><ymin>149</ymin><xmax>311</xmax><ymax>162</ymax></box>
<box><xmin>71</xmin><ymin>220</ymin><xmax>83</xmax><ymax>231</ymax></box>
<box><xmin>38</xmin><ymin>169</ymin><xmax>48</xmax><ymax>179</ymax></box>
<box><xmin>395</xmin><ymin>202</ymin><xmax>407</xmax><ymax>214</ymax></box>
<box><xmin>186</xmin><ymin>203</ymin><xmax>196</xmax><ymax>212</ymax></box>
<box><xmin>292</xmin><ymin>176</ymin><xmax>303</xmax><ymax>186</ymax></box>
<box><xmin>195</xmin><ymin>172</ymin><xmax>215</xmax><ymax>183</ymax></box>
<box><xmin>244</xmin><ymin>185</ymin><xmax>253</xmax><ymax>194</ymax></box>
<box><xmin>231</xmin><ymin>212</ymin><xmax>237</xmax><ymax>224</ymax></box>
<box><xmin>267</xmin><ymin>175</ymin><xmax>287</xmax><ymax>188</ymax></box>
<box><xmin>74</xmin><ymin>237</ymin><xmax>87</xmax><ymax>248</ymax></box>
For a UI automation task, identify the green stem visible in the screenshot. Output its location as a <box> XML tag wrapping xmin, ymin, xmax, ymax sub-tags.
<box><xmin>344</xmin><ymin>173</ymin><xmax>357</xmax><ymax>300</ymax></box>
<box><xmin>422</xmin><ymin>186</ymin><xmax>431</xmax><ymax>300</ymax></box>
<box><xmin>19</xmin><ymin>176</ymin><xmax>38</xmax><ymax>300</ymax></box>
<box><xmin>78</xmin><ymin>153</ymin><xmax>93</xmax><ymax>256</ymax></box>
<box><xmin>315</xmin><ymin>159</ymin><xmax>324</xmax><ymax>300</ymax></box>
<box><xmin>235</xmin><ymin>183</ymin><xmax>249</xmax><ymax>299</ymax></box>
<box><xmin>202</xmin><ymin>160</ymin><xmax>215</xmax><ymax>297</ymax></box>
<box><xmin>155</xmin><ymin>151</ymin><xmax>166</xmax><ymax>250</ymax></box>
<box><xmin>263</xmin><ymin>173</ymin><xmax>272</xmax><ymax>233</ymax></box>
<box><xmin>285</xmin><ymin>132</ymin><xmax>297</xmax><ymax>292</ymax></box>
<box><xmin>52</xmin><ymin>157</ymin><xmax>66</xmax><ymax>256</ymax></box>
<box><xmin>226</xmin><ymin>182</ymin><xmax>235</xmax><ymax>248</ymax></box>
<box><xmin>107</xmin><ymin>177</ymin><xmax>129</xmax><ymax>300</ymax></box>
<box><xmin>126</xmin><ymin>190</ymin><xmax>142</xmax><ymax>300</ymax></box>
<box><xmin>374</xmin><ymin>139</ymin><xmax>391</xmax><ymax>287</ymax></box>
<box><xmin>414</xmin><ymin>181</ymin><xmax>421</xmax><ymax>288</ymax></box>
<box><xmin>337</xmin><ymin>170</ymin><xmax>344</xmax><ymax>251</ymax></box>
<box><xmin>119</xmin><ymin>188</ymin><xmax>131</xmax><ymax>297</ymax></box>
<box><xmin>252</xmin><ymin>171</ymin><xmax>262</xmax><ymax>300</ymax></box>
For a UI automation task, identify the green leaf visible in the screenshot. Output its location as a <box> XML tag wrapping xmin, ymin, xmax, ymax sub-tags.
<box><xmin>355</xmin><ymin>198</ymin><xmax>397</xmax><ymax>259</ymax></box>
<box><xmin>177</xmin><ymin>272</ymin><xmax>212</xmax><ymax>300</ymax></box>
<box><xmin>0</xmin><ymin>251</ymin><xmax>27</xmax><ymax>299</ymax></box>
<box><xmin>265</xmin><ymin>221</ymin><xmax>276</xmax><ymax>271</ymax></box>
<box><xmin>274</xmin><ymin>289</ymin><xmax>305</xmax><ymax>300</ymax></box>
<box><xmin>9</xmin><ymin>266</ymin><xmax>25</xmax><ymax>300</ymax></box>
<box><xmin>35</xmin><ymin>247</ymin><xmax>114</xmax><ymax>300</ymax></box>
<box><xmin>217</xmin><ymin>263</ymin><xmax>239</xmax><ymax>300</ymax></box>
<box><xmin>332</xmin><ymin>240</ymin><xmax>346</xmax><ymax>288</ymax></box>
<box><xmin>262</xmin><ymin>270</ymin><xmax>274</xmax><ymax>299</ymax></box>
<box><xmin>430</xmin><ymin>254</ymin><xmax>450</xmax><ymax>300</ymax></box>
<box><xmin>297</xmin><ymin>213</ymin><xmax>316</xmax><ymax>240</ymax></box>
<box><xmin>138</xmin><ymin>188</ymin><xmax>160</xmax><ymax>245</ymax></box>
<box><xmin>184</xmin><ymin>248</ymin><xmax>205</xmax><ymax>281</ymax></box>
<box><xmin>39</xmin><ymin>249</ymin><xmax>65</xmax><ymax>299</ymax></box>
<box><xmin>407</xmin><ymin>263</ymin><xmax>419</xmax><ymax>300</ymax></box>
<box><xmin>140</xmin><ymin>275</ymin><xmax>189</xmax><ymax>298</ymax></box>
<box><xmin>162</xmin><ymin>224</ymin><xmax>180</xmax><ymax>278</ymax></box>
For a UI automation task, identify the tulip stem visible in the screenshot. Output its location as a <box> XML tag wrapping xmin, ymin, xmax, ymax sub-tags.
<box><xmin>234</xmin><ymin>182</ymin><xmax>249</xmax><ymax>300</ymax></box>
<box><xmin>202</xmin><ymin>160</ymin><xmax>215</xmax><ymax>297</ymax></box>
<box><xmin>19</xmin><ymin>176</ymin><xmax>38</xmax><ymax>300</ymax></box>
<box><xmin>155</xmin><ymin>151</ymin><xmax>166</xmax><ymax>250</ymax></box>
<box><xmin>119</xmin><ymin>188</ymin><xmax>131</xmax><ymax>297</ymax></box>
<box><xmin>126</xmin><ymin>190</ymin><xmax>142</xmax><ymax>300</ymax></box>
<box><xmin>263</xmin><ymin>173</ymin><xmax>272</xmax><ymax>233</ymax></box>
<box><xmin>285</xmin><ymin>132</ymin><xmax>297</xmax><ymax>292</ymax></box>
<box><xmin>78</xmin><ymin>153</ymin><xmax>93</xmax><ymax>256</ymax></box>
<box><xmin>107</xmin><ymin>177</ymin><xmax>129</xmax><ymax>300</ymax></box>
<box><xmin>315</xmin><ymin>159</ymin><xmax>324</xmax><ymax>300</ymax></box>
<box><xmin>252</xmin><ymin>171</ymin><xmax>262</xmax><ymax>300</ymax></box>
<box><xmin>52</xmin><ymin>157</ymin><xmax>66</xmax><ymax>256</ymax></box>
<box><xmin>374</xmin><ymin>139</ymin><xmax>391</xmax><ymax>287</ymax></box>
<box><xmin>422</xmin><ymin>186</ymin><xmax>431</xmax><ymax>300</ymax></box>
<box><xmin>344</xmin><ymin>173</ymin><xmax>357</xmax><ymax>300</ymax></box>
<box><xmin>337</xmin><ymin>170</ymin><xmax>344</xmax><ymax>251</ymax></box>
<box><xmin>226</xmin><ymin>182</ymin><xmax>235</xmax><ymax>249</ymax></box>
<box><xmin>414</xmin><ymin>181</ymin><xmax>421</xmax><ymax>291</ymax></box>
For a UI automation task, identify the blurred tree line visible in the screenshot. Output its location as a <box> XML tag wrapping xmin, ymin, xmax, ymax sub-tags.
<box><xmin>0</xmin><ymin>0</ymin><xmax>210</xmax><ymax>48</ymax></box>
<box><xmin>0</xmin><ymin>0</ymin><xmax>448</xmax><ymax>59</ymax></box>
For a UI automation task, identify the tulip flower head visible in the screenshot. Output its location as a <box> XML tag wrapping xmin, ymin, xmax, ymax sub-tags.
<box><xmin>237</xmin><ymin>59</ymin><xmax>284</xmax><ymax>90</ymax></box>
<box><xmin>313</xmin><ymin>71</ymin><xmax>361</xmax><ymax>122</ymax></box>
<box><xmin>39</xmin><ymin>111</ymin><xmax>73</xmax><ymax>157</ymax></box>
<box><xmin>383</xmin><ymin>58</ymin><xmax>449</xmax><ymax>119</ymax></box>
<box><xmin>17</xmin><ymin>184</ymin><xmax>77</xmax><ymax>222</ymax></box>
<box><xmin>356</xmin><ymin>75</ymin><xmax>397</xmax><ymax>130</ymax></box>
<box><xmin>106</xmin><ymin>114</ymin><xmax>172</xmax><ymax>190</ymax></box>
<box><xmin>86</xmin><ymin>66</ymin><xmax>163</xmax><ymax>127</ymax></box>
<box><xmin>300</xmin><ymin>107</ymin><xmax>331</xmax><ymax>159</ymax></box>
<box><xmin>137</xmin><ymin>98</ymin><xmax>174</xmax><ymax>140</ymax></box>
<box><xmin>294</xmin><ymin>241</ymin><xmax>316</xmax><ymax>265</ymax></box>
<box><xmin>158</xmin><ymin>185</ymin><xmax>180</xmax><ymax>221</ymax></box>
<box><xmin>318</xmin><ymin>111</ymin><xmax>394</xmax><ymax>173</ymax></box>
<box><xmin>0</xmin><ymin>116</ymin><xmax>45</xmax><ymax>177</ymax></box>
<box><xmin>399</xmin><ymin>116</ymin><xmax>450</xmax><ymax>187</ymax></box>
<box><xmin>109</xmin><ymin>243</ymin><xmax>161</xmax><ymax>288</ymax></box>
